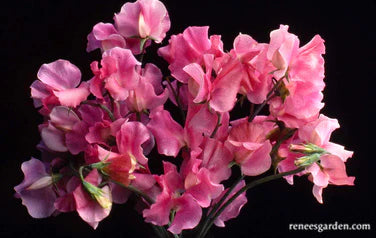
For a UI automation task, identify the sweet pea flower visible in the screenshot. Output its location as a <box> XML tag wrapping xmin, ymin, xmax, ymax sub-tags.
<box><xmin>226</xmin><ymin>116</ymin><xmax>275</xmax><ymax>176</ymax></box>
<box><xmin>147</xmin><ymin>103</ymin><xmax>227</xmax><ymax>158</ymax></box>
<box><xmin>125</xmin><ymin>64</ymin><xmax>169</xmax><ymax>112</ymax></box>
<box><xmin>230</xmin><ymin>34</ymin><xmax>273</xmax><ymax>104</ymax></box>
<box><xmin>101</xmin><ymin>154</ymin><xmax>137</xmax><ymax>187</ymax></box>
<box><xmin>41</xmin><ymin>106</ymin><xmax>89</xmax><ymax>154</ymax></box>
<box><xmin>298</xmin><ymin>115</ymin><xmax>354</xmax><ymax>203</ymax></box>
<box><xmin>87</xmin><ymin>22</ymin><xmax>126</xmax><ymax>53</ymax></box>
<box><xmin>14</xmin><ymin>158</ymin><xmax>57</xmax><ymax>218</ymax></box>
<box><xmin>147</xmin><ymin>107</ymin><xmax>185</xmax><ymax>157</ymax></box>
<box><xmin>114</xmin><ymin>0</ymin><xmax>170</xmax><ymax>43</ymax></box>
<box><xmin>267</xmin><ymin>25</ymin><xmax>326</xmax><ymax>128</ymax></box>
<box><xmin>278</xmin><ymin>115</ymin><xmax>354</xmax><ymax>203</ymax></box>
<box><xmin>183</xmin><ymin>53</ymin><xmax>243</xmax><ymax>112</ymax></box>
<box><xmin>143</xmin><ymin>162</ymin><xmax>203</xmax><ymax>234</ymax></box>
<box><xmin>89</xmin><ymin>47</ymin><xmax>141</xmax><ymax>101</ymax></box>
<box><xmin>158</xmin><ymin>26</ymin><xmax>224</xmax><ymax>83</ymax></box>
<box><xmin>116</xmin><ymin>119</ymin><xmax>152</xmax><ymax>165</ymax></box>
<box><xmin>31</xmin><ymin>59</ymin><xmax>90</xmax><ymax>114</ymax></box>
<box><xmin>193</xmin><ymin>137</ymin><xmax>233</xmax><ymax>184</ymax></box>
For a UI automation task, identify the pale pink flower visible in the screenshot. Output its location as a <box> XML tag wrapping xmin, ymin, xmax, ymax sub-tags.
<box><xmin>278</xmin><ymin>115</ymin><xmax>354</xmax><ymax>203</ymax></box>
<box><xmin>267</xmin><ymin>25</ymin><xmax>326</xmax><ymax>128</ymax></box>
<box><xmin>89</xmin><ymin>47</ymin><xmax>141</xmax><ymax>101</ymax></box>
<box><xmin>230</xmin><ymin>34</ymin><xmax>273</xmax><ymax>104</ymax></box>
<box><xmin>158</xmin><ymin>26</ymin><xmax>224</xmax><ymax>83</ymax></box>
<box><xmin>226</xmin><ymin>116</ymin><xmax>275</xmax><ymax>176</ymax></box>
<box><xmin>114</xmin><ymin>0</ymin><xmax>170</xmax><ymax>43</ymax></box>
<box><xmin>183</xmin><ymin>53</ymin><xmax>243</xmax><ymax>112</ymax></box>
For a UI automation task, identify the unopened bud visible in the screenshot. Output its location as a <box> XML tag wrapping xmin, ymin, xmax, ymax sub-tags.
<box><xmin>82</xmin><ymin>181</ymin><xmax>112</xmax><ymax>209</ymax></box>
<box><xmin>289</xmin><ymin>143</ymin><xmax>327</xmax><ymax>155</ymax></box>
<box><xmin>294</xmin><ymin>153</ymin><xmax>321</xmax><ymax>167</ymax></box>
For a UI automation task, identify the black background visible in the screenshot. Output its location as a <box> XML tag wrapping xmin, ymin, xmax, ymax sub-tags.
<box><xmin>1</xmin><ymin>0</ymin><xmax>375</xmax><ymax>237</ymax></box>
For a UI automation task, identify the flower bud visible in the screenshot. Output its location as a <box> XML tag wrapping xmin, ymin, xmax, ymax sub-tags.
<box><xmin>294</xmin><ymin>153</ymin><xmax>321</xmax><ymax>167</ymax></box>
<box><xmin>82</xmin><ymin>181</ymin><xmax>112</xmax><ymax>209</ymax></box>
<box><xmin>289</xmin><ymin>143</ymin><xmax>326</xmax><ymax>154</ymax></box>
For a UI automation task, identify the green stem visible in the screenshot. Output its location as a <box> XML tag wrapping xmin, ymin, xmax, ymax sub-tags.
<box><xmin>165</xmin><ymin>77</ymin><xmax>186</xmax><ymax>122</ymax></box>
<box><xmin>209</xmin><ymin>112</ymin><xmax>221</xmax><ymax>138</ymax></box>
<box><xmin>198</xmin><ymin>174</ymin><xmax>244</xmax><ymax>238</ymax></box>
<box><xmin>199</xmin><ymin>167</ymin><xmax>304</xmax><ymax>238</ymax></box>
<box><xmin>111</xmin><ymin>180</ymin><xmax>155</xmax><ymax>205</ymax></box>
<box><xmin>82</xmin><ymin>101</ymin><xmax>115</xmax><ymax>121</ymax></box>
<box><xmin>248</xmin><ymin>77</ymin><xmax>284</xmax><ymax>122</ymax></box>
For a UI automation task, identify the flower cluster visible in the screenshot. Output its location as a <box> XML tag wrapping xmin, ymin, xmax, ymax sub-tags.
<box><xmin>15</xmin><ymin>0</ymin><xmax>354</xmax><ymax>236</ymax></box>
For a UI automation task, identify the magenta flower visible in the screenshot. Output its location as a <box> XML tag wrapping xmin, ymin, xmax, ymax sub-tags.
<box><xmin>40</xmin><ymin>106</ymin><xmax>88</xmax><ymax>154</ymax></box>
<box><xmin>114</xmin><ymin>0</ymin><xmax>170</xmax><ymax>43</ymax></box>
<box><xmin>31</xmin><ymin>59</ymin><xmax>90</xmax><ymax>113</ymax></box>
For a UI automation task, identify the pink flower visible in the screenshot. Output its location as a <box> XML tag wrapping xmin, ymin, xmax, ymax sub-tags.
<box><xmin>90</xmin><ymin>47</ymin><xmax>141</xmax><ymax>101</ymax></box>
<box><xmin>116</xmin><ymin>120</ymin><xmax>151</xmax><ymax>165</ymax></box>
<box><xmin>147</xmin><ymin>107</ymin><xmax>185</xmax><ymax>157</ymax></box>
<box><xmin>31</xmin><ymin>59</ymin><xmax>90</xmax><ymax>113</ymax></box>
<box><xmin>143</xmin><ymin>162</ymin><xmax>203</xmax><ymax>234</ymax></box>
<box><xmin>230</xmin><ymin>34</ymin><xmax>273</xmax><ymax>104</ymax></box>
<box><xmin>267</xmin><ymin>25</ymin><xmax>326</xmax><ymax>128</ymax></box>
<box><xmin>278</xmin><ymin>115</ymin><xmax>354</xmax><ymax>203</ymax></box>
<box><xmin>40</xmin><ymin>106</ymin><xmax>80</xmax><ymax>152</ymax></box>
<box><xmin>183</xmin><ymin>53</ymin><xmax>243</xmax><ymax>112</ymax></box>
<box><xmin>158</xmin><ymin>26</ymin><xmax>224</xmax><ymax>83</ymax></box>
<box><xmin>114</xmin><ymin>0</ymin><xmax>170</xmax><ymax>43</ymax></box>
<box><xmin>87</xmin><ymin>22</ymin><xmax>126</xmax><ymax>53</ymax></box>
<box><xmin>40</xmin><ymin>106</ymin><xmax>89</xmax><ymax>154</ymax></box>
<box><xmin>308</xmin><ymin>154</ymin><xmax>355</xmax><ymax>203</ymax></box>
<box><xmin>125</xmin><ymin>64</ymin><xmax>169</xmax><ymax>112</ymax></box>
<box><xmin>193</xmin><ymin>137</ymin><xmax>233</xmax><ymax>184</ymax></box>
<box><xmin>226</xmin><ymin>116</ymin><xmax>275</xmax><ymax>176</ymax></box>
<box><xmin>14</xmin><ymin>158</ymin><xmax>57</xmax><ymax>218</ymax></box>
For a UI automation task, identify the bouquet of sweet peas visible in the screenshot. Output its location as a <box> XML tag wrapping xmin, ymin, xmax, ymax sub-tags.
<box><xmin>14</xmin><ymin>0</ymin><xmax>355</xmax><ymax>237</ymax></box>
